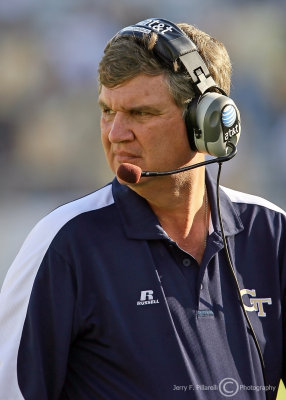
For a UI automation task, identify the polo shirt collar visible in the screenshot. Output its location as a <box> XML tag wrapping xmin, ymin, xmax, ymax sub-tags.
<box><xmin>112</xmin><ymin>168</ymin><xmax>244</xmax><ymax>240</ymax></box>
<box><xmin>112</xmin><ymin>178</ymin><xmax>166</xmax><ymax>240</ymax></box>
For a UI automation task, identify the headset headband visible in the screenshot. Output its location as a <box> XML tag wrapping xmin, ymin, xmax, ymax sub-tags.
<box><xmin>113</xmin><ymin>18</ymin><xmax>220</xmax><ymax>95</ymax></box>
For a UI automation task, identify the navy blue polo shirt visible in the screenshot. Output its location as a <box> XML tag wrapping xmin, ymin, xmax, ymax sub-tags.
<box><xmin>0</xmin><ymin>169</ymin><xmax>285</xmax><ymax>399</ymax></box>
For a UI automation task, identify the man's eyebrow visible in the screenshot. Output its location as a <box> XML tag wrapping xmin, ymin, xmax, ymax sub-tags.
<box><xmin>98</xmin><ymin>100</ymin><xmax>161</xmax><ymax>114</ymax></box>
<box><xmin>129</xmin><ymin>105</ymin><xmax>161</xmax><ymax>114</ymax></box>
<box><xmin>98</xmin><ymin>100</ymin><xmax>109</xmax><ymax>109</ymax></box>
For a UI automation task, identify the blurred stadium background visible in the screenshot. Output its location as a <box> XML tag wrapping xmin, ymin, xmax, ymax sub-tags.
<box><xmin>0</xmin><ymin>0</ymin><xmax>285</xmax><ymax>396</ymax></box>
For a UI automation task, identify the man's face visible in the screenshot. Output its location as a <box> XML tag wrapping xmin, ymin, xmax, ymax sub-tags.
<box><xmin>99</xmin><ymin>73</ymin><xmax>194</xmax><ymax>180</ymax></box>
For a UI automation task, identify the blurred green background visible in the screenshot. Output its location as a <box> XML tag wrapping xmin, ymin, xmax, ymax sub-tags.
<box><xmin>0</xmin><ymin>1</ymin><xmax>285</xmax><ymax>396</ymax></box>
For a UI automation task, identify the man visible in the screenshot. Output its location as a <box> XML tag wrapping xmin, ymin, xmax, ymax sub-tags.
<box><xmin>0</xmin><ymin>18</ymin><xmax>285</xmax><ymax>400</ymax></box>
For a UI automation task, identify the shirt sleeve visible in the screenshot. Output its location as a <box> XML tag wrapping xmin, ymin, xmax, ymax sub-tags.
<box><xmin>0</xmin><ymin>222</ymin><xmax>77</xmax><ymax>400</ymax></box>
<box><xmin>18</xmin><ymin>247</ymin><xmax>78</xmax><ymax>399</ymax></box>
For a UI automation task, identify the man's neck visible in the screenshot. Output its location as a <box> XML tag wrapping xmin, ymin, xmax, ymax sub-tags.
<box><xmin>132</xmin><ymin>167</ymin><xmax>209</xmax><ymax>264</ymax></box>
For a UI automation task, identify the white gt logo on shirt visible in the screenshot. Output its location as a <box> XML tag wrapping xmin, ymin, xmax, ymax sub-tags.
<box><xmin>240</xmin><ymin>288</ymin><xmax>272</xmax><ymax>317</ymax></box>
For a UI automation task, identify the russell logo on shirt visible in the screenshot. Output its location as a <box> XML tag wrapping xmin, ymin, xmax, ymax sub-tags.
<box><xmin>137</xmin><ymin>290</ymin><xmax>160</xmax><ymax>306</ymax></box>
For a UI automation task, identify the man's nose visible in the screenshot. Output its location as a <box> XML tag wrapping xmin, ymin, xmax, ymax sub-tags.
<box><xmin>108</xmin><ymin>112</ymin><xmax>135</xmax><ymax>143</ymax></box>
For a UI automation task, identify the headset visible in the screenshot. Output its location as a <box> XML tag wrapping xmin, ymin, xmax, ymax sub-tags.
<box><xmin>113</xmin><ymin>17</ymin><xmax>241</xmax><ymax>158</ymax></box>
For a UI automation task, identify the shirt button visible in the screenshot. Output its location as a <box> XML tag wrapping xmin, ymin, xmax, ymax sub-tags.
<box><xmin>182</xmin><ymin>258</ymin><xmax>191</xmax><ymax>267</ymax></box>
<box><xmin>200</xmin><ymin>284</ymin><xmax>204</xmax><ymax>290</ymax></box>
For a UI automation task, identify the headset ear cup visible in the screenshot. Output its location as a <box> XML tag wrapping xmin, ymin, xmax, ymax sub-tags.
<box><xmin>194</xmin><ymin>92</ymin><xmax>241</xmax><ymax>157</ymax></box>
<box><xmin>185</xmin><ymin>97</ymin><xmax>200</xmax><ymax>152</ymax></box>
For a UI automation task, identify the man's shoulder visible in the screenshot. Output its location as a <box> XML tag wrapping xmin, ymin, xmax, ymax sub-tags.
<box><xmin>1</xmin><ymin>183</ymin><xmax>116</xmax><ymax>292</ymax></box>
<box><xmin>221</xmin><ymin>185</ymin><xmax>286</xmax><ymax>217</ymax></box>
<box><xmin>15</xmin><ymin>184</ymin><xmax>115</xmax><ymax>257</ymax></box>
<box><xmin>38</xmin><ymin>183</ymin><xmax>114</xmax><ymax>231</ymax></box>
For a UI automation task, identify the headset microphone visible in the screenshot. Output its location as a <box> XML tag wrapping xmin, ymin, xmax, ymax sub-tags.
<box><xmin>117</xmin><ymin>142</ymin><xmax>237</xmax><ymax>185</ymax></box>
<box><xmin>117</xmin><ymin>163</ymin><xmax>142</xmax><ymax>185</ymax></box>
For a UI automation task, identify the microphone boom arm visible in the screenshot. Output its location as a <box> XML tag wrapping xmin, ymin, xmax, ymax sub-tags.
<box><xmin>141</xmin><ymin>142</ymin><xmax>237</xmax><ymax>177</ymax></box>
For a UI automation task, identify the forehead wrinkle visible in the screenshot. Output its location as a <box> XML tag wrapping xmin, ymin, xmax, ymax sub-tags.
<box><xmin>98</xmin><ymin>94</ymin><xmax>162</xmax><ymax>114</ymax></box>
<box><xmin>98</xmin><ymin>74</ymin><xmax>175</xmax><ymax>114</ymax></box>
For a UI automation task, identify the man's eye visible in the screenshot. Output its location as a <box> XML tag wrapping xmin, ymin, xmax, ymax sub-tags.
<box><xmin>102</xmin><ymin>108</ymin><xmax>115</xmax><ymax>115</ymax></box>
<box><xmin>132</xmin><ymin>110</ymin><xmax>149</xmax><ymax>117</ymax></box>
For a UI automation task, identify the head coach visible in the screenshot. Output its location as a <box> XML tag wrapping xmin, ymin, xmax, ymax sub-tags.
<box><xmin>0</xmin><ymin>17</ymin><xmax>285</xmax><ymax>400</ymax></box>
